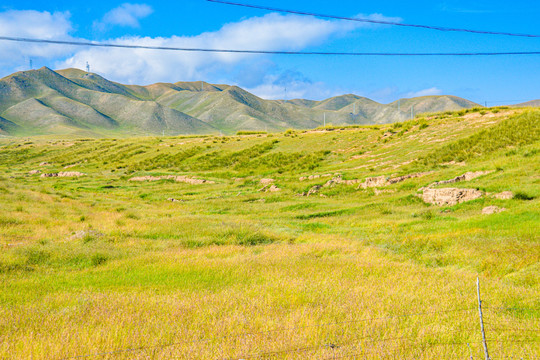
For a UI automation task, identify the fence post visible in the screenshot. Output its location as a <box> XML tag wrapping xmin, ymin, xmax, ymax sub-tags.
<box><xmin>477</xmin><ymin>277</ymin><xmax>490</xmax><ymax>360</ymax></box>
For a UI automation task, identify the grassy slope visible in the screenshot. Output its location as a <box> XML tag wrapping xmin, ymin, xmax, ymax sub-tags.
<box><xmin>0</xmin><ymin>107</ymin><xmax>538</xmax><ymax>359</ymax></box>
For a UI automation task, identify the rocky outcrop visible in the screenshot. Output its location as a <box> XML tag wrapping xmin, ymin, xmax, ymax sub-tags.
<box><xmin>259</xmin><ymin>184</ymin><xmax>281</xmax><ymax>192</ymax></box>
<box><xmin>359</xmin><ymin>172</ymin><xmax>431</xmax><ymax>189</ymax></box>
<box><xmin>299</xmin><ymin>174</ymin><xmax>332</xmax><ymax>181</ymax></box>
<box><xmin>360</xmin><ymin>176</ymin><xmax>388</xmax><ymax>189</ymax></box>
<box><xmin>298</xmin><ymin>185</ymin><xmax>323</xmax><ymax>197</ymax></box>
<box><xmin>129</xmin><ymin>175</ymin><xmax>214</xmax><ymax>184</ymax></box>
<box><xmin>41</xmin><ymin>171</ymin><xmax>86</xmax><ymax>178</ymax></box>
<box><xmin>482</xmin><ymin>206</ymin><xmax>506</xmax><ymax>214</ymax></box>
<box><xmin>260</xmin><ymin>178</ymin><xmax>275</xmax><ymax>185</ymax></box>
<box><xmin>493</xmin><ymin>191</ymin><xmax>514</xmax><ymax>200</ymax></box>
<box><xmin>28</xmin><ymin>170</ymin><xmax>41</xmax><ymax>175</ymax></box>
<box><xmin>430</xmin><ymin>171</ymin><xmax>493</xmax><ymax>187</ymax></box>
<box><xmin>421</xmin><ymin>187</ymin><xmax>483</xmax><ymax>206</ymax></box>
<box><xmin>64</xmin><ymin>162</ymin><xmax>82</xmax><ymax>169</ymax></box>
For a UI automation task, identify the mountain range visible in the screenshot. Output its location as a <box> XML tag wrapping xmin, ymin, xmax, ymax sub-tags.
<box><xmin>0</xmin><ymin>66</ymin><xmax>522</xmax><ymax>137</ymax></box>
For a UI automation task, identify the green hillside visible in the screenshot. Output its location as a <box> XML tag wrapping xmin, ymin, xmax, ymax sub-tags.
<box><xmin>0</xmin><ymin>107</ymin><xmax>538</xmax><ymax>359</ymax></box>
<box><xmin>0</xmin><ymin>68</ymin><xmax>482</xmax><ymax>137</ymax></box>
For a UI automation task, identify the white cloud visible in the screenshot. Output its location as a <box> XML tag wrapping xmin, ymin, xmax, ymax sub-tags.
<box><xmin>61</xmin><ymin>12</ymin><xmax>399</xmax><ymax>86</ymax></box>
<box><xmin>242</xmin><ymin>70</ymin><xmax>339</xmax><ymax>100</ymax></box>
<box><xmin>93</xmin><ymin>3</ymin><xmax>153</xmax><ymax>31</ymax></box>
<box><xmin>0</xmin><ymin>8</ymin><xmax>401</xmax><ymax>100</ymax></box>
<box><xmin>0</xmin><ymin>10</ymin><xmax>74</xmax><ymax>70</ymax></box>
<box><xmin>405</xmin><ymin>87</ymin><xmax>443</xmax><ymax>98</ymax></box>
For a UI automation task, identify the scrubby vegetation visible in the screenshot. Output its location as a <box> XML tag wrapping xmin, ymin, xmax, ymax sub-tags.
<box><xmin>0</xmin><ymin>108</ymin><xmax>538</xmax><ymax>359</ymax></box>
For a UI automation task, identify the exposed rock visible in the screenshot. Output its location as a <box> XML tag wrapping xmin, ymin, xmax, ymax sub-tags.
<box><xmin>176</xmin><ymin>175</ymin><xmax>213</xmax><ymax>185</ymax></box>
<box><xmin>259</xmin><ymin>184</ymin><xmax>281</xmax><ymax>192</ymax></box>
<box><xmin>167</xmin><ymin>198</ymin><xmax>183</xmax><ymax>203</ymax></box>
<box><xmin>442</xmin><ymin>161</ymin><xmax>466</xmax><ymax>166</ymax></box>
<box><xmin>387</xmin><ymin>172</ymin><xmax>431</xmax><ymax>185</ymax></box>
<box><xmin>482</xmin><ymin>206</ymin><xmax>507</xmax><ymax>215</ymax></box>
<box><xmin>421</xmin><ymin>188</ymin><xmax>483</xmax><ymax>206</ymax></box>
<box><xmin>129</xmin><ymin>175</ymin><xmax>214</xmax><ymax>184</ymax></box>
<box><xmin>374</xmin><ymin>188</ymin><xmax>396</xmax><ymax>195</ymax></box>
<box><xmin>28</xmin><ymin>170</ymin><xmax>41</xmax><ymax>175</ymax></box>
<box><xmin>70</xmin><ymin>230</ymin><xmax>104</xmax><ymax>240</ymax></box>
<box><xmin>324</xmin><ymin>175</ymin><xmax>342</xmax><ymax>187</ymax></box>
<box><xmin>64</xmin><ymin>162</ymin><xmax>82</xmax><ymax>169</ymax></box>
<box><xmin>58</xmin><ymin>171</ymin><xmax>86</xmax><ymax>177</ymax></box>
<box><xmin>129</xmin><ymin>175</ymin><xmax>166</xmax><ymax>182</ymax></box>
<box><xmin>430</xmin><ymin>171</ymin><xmax>493</xmax><ymax>187</ymax></box>
<box><xmin>360</xmin><ymin>176</ymin><xmax>388</xmax><ymax>189</ymax></box>
<box><xmin>41</xmin><ymin>171</ymin><xmax>86</xmax><ymax>178</ymax></box>
<box><xmin>493</xmin><ymin>191</ymin><xmax>514</xmax><ymax>200</ymax></box>
<box><xmin>306</xmin><ymin>185</ymin><xmax>322</xmax><ymax>196</ymax></box>
<box><xmin>299</xmin><ymin>174</ymin><xmax>332</xmax><ymax>181</ymax></box>
<box><xmin>268</xmin><ymin>185</ymin><xmax>281</xmax><ymax>192</ymax></box>
<box><xmin>39</xmin><ymin>162</ymin><xmax>51</xmax><ymax>166</ymax></box>
<box><xmin>260</xmin><ymin>178</ymin><xmax>275</xmax><ymax>185</ymax></box>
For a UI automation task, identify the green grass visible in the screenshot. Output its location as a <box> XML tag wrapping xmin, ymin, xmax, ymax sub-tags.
<box><xmin>0</xmin><ymin>108</ymin><xmax>538</xmax><ymax>359</ymax></box>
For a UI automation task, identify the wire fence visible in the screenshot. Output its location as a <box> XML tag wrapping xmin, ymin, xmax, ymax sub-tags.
<box><xmin>56</xmin><ymin>304</ymin><xmax>539</xmax><ymax>360</ymax></box>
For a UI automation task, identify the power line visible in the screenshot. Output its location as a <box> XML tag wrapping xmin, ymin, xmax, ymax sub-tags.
<box><xmin>207</xmin><ymin>0</ymin><xmax>540</xmax><ymax>38</ymax></box>
<box><xmin>1</xmin><ymin>36</ymin><xmax>539</xmax><ymax>56</ymax></box>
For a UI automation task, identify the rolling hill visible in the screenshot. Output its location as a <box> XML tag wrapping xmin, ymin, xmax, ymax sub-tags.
<box><xmin>515</xmin><ymin>99</ymin><xmax>540</xmax><ymax>107</ymax></box>
<box><xmin>0</xmin><ymin>67</ymin><xmax>483</xmax><ymax>136</ymax></box>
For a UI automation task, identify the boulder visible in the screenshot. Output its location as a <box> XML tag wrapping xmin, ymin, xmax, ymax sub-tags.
<box><xmin>307</xmin><ymin>185</ymin><xmax>322</xmax><ymax>196</ymax></box>
<box><xmin>421</xmin><ymin>188</ymin><xmax>483</xmax><ymax>206</ymax></box>
<box><xmin>430</xmin><ymin>171</ymin><xmax>493</xmax><ymax>187</ymax></box>
<box><xmin>57</xmin><ymin>172</ymin><xmax>86</xmax><ymax>177</ymax></box>
<box><xmin>493</xmin><ymin>191</ymin><xmax>514</xmax><ymax>200</ymax></box>
<box><xmin>361</xmin><ymin>176</ymin><xmax>388</xmax><ymax>189</ymax></box>
<box><xmin>482</xmin><ymin>206</ymin><xmax>506</xmax><ymax>215</ymax></box>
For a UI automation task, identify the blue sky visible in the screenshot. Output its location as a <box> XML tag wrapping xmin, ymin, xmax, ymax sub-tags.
<box><xmin>0</xmin><ymin>0</ymin><xmax>539</xmax><ymax>104</ymax></box>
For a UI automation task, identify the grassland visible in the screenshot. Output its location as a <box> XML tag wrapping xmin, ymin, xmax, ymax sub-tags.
<box><xmin>0</xmin><ymin>107</ymin><xmax>539</xmax><ymax>359</ymax></box>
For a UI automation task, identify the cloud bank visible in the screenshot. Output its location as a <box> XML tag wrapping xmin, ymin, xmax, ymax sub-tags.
<box><xmin>0</xmin><ymin>10</ymin><xmax>73</xmax><ymax>70</ymax></box>
<box><xmin>0</xmin><ymin>7</ymin><xmax>402</xmax><ymax>100</ymax></box>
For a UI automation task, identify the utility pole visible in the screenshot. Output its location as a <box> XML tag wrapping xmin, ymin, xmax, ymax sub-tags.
<box><xmin>29</xmin><ymin>58</ymin><xmax>33</xmax><ymax>69</ymax></box>
<box><xmin>477</xmin><ymin>277</ymin><xmax>490</xmax><ymax>360</ymax></box>
<box><xmin>86</xmin><ymin>62</ymin><xmax>90</xmax><ymax>73</ymax></box>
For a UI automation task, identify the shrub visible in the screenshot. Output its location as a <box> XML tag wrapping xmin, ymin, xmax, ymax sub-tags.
<box><xmin>514</xmin><ymin>192</ymin><xmax>535</xmax><ymax>200</ymax></box>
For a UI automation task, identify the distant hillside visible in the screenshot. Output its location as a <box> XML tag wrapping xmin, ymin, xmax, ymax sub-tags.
<box><xmin>0</xmin><ymin>67</ymin><xmax>482</xmax><ymax>136</ymax></box>
<box><xmin>515</xmin><ymin>100</ymin><xmax>540</xmax><ymax>107</ymax></box>
<box><xmin>388</xmin><ymin>95</ymin><xmax>479</xmax><ymax>114</ymax></box>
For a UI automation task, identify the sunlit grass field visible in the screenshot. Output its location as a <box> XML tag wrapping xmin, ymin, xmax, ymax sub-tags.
<box><xmin>0</xmin><ymin>107</ymin><xmax>539</xmax><ymax>359</ymax></box>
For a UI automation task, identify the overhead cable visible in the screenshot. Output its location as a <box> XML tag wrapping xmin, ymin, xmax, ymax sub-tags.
<box><xmin>1</xmin><ymin>36</ymin><xmax>539</xmax><ymax>56</ymax></box>
<box><xmin>207</xmin><ymin>0</ymin><xmax>540</xmax><ymax>38</ymax></box>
